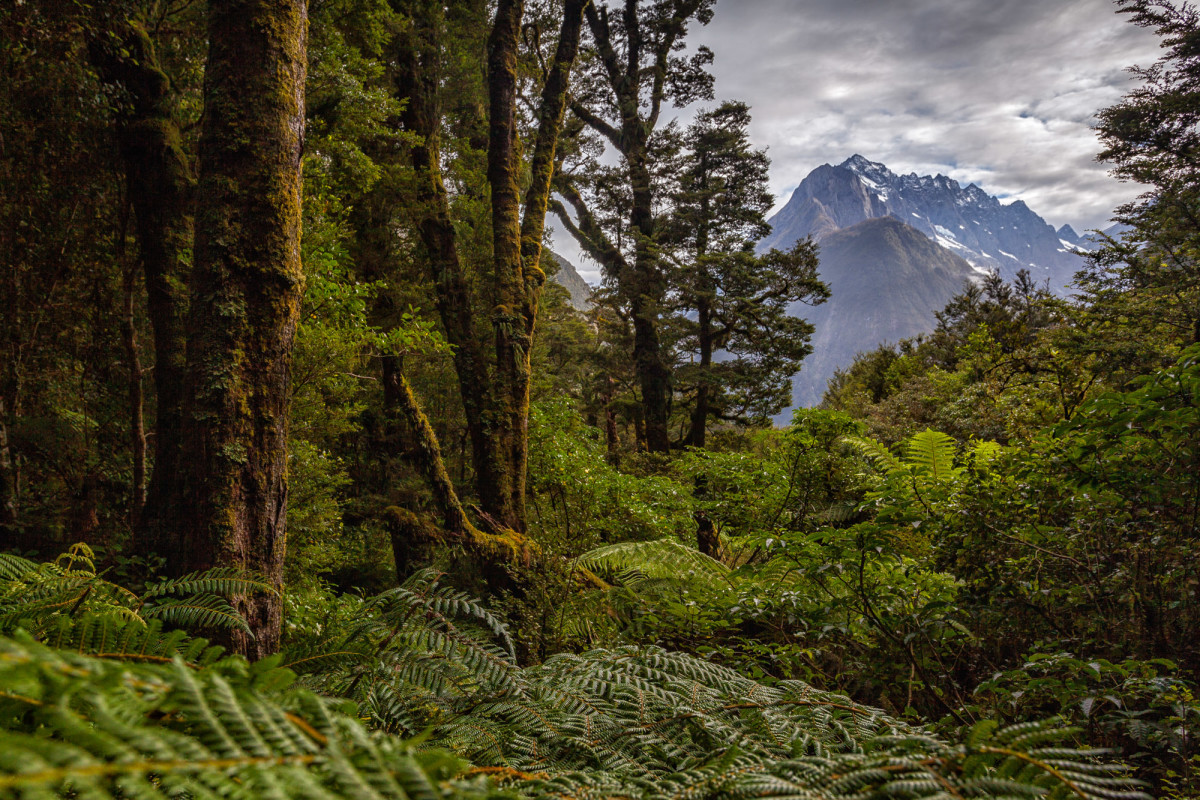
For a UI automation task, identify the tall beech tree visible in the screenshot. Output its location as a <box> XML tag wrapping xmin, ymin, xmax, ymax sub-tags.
<box><xmin>393</xmin><ymin>0</ymin><xmax>585</xmax><ymax>536</ymax></box>
<box><xmin>553</xmin><ymin>0</ymin><xmax>715</xmax><ymax>452</ymax></box>
<box><xmin>168</xmin><ymin>0</ymin><xmax>308</xmax><ymax>658</ymax></box>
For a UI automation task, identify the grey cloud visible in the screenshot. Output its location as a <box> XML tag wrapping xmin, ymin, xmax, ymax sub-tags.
<box><xmin>552</xmin><ymin>0</ymin><xmax>1162</xmax><ymax>282</ymax></box>
<box><xmin>694</xmin><ymin>0</ymin><xmax>1161</xmax><ymax>232</ymax></box>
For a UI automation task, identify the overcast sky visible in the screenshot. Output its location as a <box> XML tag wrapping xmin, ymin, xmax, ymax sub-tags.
<box><xmin>551</xmin><ymin>0</ymin><xmax>1163</xmax><ymax>282</ymax></box>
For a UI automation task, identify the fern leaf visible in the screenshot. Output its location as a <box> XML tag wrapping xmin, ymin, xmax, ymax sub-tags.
<box><xmin>0</xmin><ymin>633</ymin><xmax>499</xmax><ymax>800</ymax></box>
<box><xmin>904</xmin><ymin>429</ymin><xmax>959</xmax><ymax>481</ymax></box>
<box><xmin>843</xmin><ymin>435</ymin><xmax>904</xmax><ymax>474</ymax></box>
<box><xmin>578</xmin><ymin>539</ymin><xmax>729</xmax><ymax>585</ymax></box>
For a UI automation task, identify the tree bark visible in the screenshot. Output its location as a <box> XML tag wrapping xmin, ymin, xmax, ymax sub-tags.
<box><xmin>88</xmin><ymin>22</ymin><xmax>193</xmax><ymax>554</ymax></box>
<box><xmin>171</xmin><ymin>0</ymin><xmax>307</xmax><ymax>659</ymax></box>
<box><xmin>122</xmin><ymin>264</ymin><xmax>147</xmax><ymax>523</ymax></box>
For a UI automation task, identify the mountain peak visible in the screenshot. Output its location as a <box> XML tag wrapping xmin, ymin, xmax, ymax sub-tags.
<box><xmin>1056</xmin><ymin>223</ymin><xmax>1080</xmax><ymax>242</ymax></box>
<box><xmin>839</xmin><ymin>154</ymin><xmax>895</xmax><ymax>182</ymax></box>
<box><xmin>840</xmin><ymin>154</ymin><xmax>885</xmax><ymax>170</ymax></box>
<box><xmin>761</xmin><ymin>155</ymin><xmax>1094</xmax><ymax>294</ymax></box>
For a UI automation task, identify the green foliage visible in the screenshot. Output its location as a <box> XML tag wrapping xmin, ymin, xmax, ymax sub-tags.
<box><xmin>274</xmin><ymin>571</ymin><xmax>1145</xmax><ymax>800</ymax></box>
<box><xmin>0</xmin><ymin>633</ymin><xmax>498</xmax><ymax>800</ymax></box>
<box><xmin>0</xmin><ymin>547</ymin><xmax>1148</xmax><ymax>800</ymax></box>
<box><xmin>527</xmin><ymin>398</ymin><xmax>695</xmax><ymax>551</ymax></box>
<box><xmin>675</xmin><ymin>411</ymin><xmax>865</xmax><ymax>542</ymax></box>
<box><xmin>579</xmin><ymin>537</ymin><xmax>730</xmax><ymax>586</ymax></box>
<box><xmin>974</xmin><ymin>652</ymin><xmax>1200</xmax><ymax>779</ymax></box>
<box><xmin>0</xmin><ymin>544</ymin><xmax>273</xmax><ymax>640</ymax></box>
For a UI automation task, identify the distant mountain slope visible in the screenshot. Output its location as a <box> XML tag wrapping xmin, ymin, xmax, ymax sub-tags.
<box><xmin>787</xmin><ymin>216</ymin><xmax>978</xmax><ymax>409</ymax></box>
<box><xmin>761</xmin><ymin>155</ymin><xmax>1091</xmax><ymax>293</ymax></box>
<box><xmin>546</xmin><ymin>250</ymin><xmax>591</xmax><ymax>310</ymax></box>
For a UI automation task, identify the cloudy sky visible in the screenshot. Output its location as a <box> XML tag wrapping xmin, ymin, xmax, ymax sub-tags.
<box><xmin>553</xmin><ymin>0</ymin><xmax>1163</xmax><ymax>282</ymax></box>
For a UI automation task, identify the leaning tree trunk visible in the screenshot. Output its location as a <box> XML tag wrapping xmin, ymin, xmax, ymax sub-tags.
<box><xmin>171</xmin><ymin>0</ymin><xmax>307</xmax><ymax>659</ymax></box>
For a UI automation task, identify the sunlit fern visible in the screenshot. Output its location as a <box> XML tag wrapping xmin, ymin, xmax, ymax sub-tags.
<box><xmin>288</xmin><ymin>583</ymin><xmax>1147</xmax><ymax>800</ymax></box>
<box><xmin>578</xmin><ymin>537</ymin><xmax>731</xmax><ymax>587</ymax></box>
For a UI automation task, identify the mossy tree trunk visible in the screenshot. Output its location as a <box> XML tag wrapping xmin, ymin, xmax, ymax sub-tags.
<box><xmin>394</xmin><ymin>0</ymin><xmax>583</xmax><ymax>535</ymax></box>
<box><xmin>88</xmin><ymin>22</ymin><xmax>193</xmax><ymax>549</ymax></box>
<box><xmin>170</xmin><ymin>0</ymin><xmax>307</xmax><ymax>659</ymax></box>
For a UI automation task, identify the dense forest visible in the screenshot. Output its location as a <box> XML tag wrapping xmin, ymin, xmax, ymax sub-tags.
<box><xmin>0</xmin><ymin>0</ymin><xmax>1198</xmax><ymax>798</ymax></box>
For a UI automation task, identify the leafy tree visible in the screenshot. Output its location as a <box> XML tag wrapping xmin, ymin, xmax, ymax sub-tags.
<box><xmin>554</xmin><ymin>0</ymin><xmax>715</xmax><ymax>452</ymax></box>
<box><xmin>1081</xmin><ymin>0</ymin><xmax>1200</xmax><ymax>362</ymax></box>
<box><xmin>666</xmin><ymin>102</ymin><xmax>828</xmax><ymax>446</ymax></box>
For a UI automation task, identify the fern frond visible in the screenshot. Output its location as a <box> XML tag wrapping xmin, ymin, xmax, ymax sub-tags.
<box><xmin>578</xmin><ymin>539</ymin><xmax>729</xmax><ymax>585</ymax></box>
<box><xmin>142</xmin><ymin>594</ymin><xmax>251</xmax><ymax>633</ymax></box>
<box><xmin>0</xmin><ymin>633</ymin><xmax>501</xmax><ymax>800</ymax></box>
<box><xmin>0</xmin><ymin>554</ymin><xmax>37</xmax><ymax>581</ymax></box>
<box><xmin>905</xmin><ymin>429</ymin><xmax>959</xmax><ymax>480</ymax></box>
<box><xmin>142</xmin><ymin>568</ymin><xmax>277</xmax><ymax>600</ymax></box>
<box><xmin>843</xmin><ymin>435</ymin><xmax>904</xmax><ymax>474</ymax></box>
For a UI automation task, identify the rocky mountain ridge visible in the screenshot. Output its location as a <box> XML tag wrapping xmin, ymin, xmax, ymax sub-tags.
<box><xmin>760</xmin><ymin>154</ymin><xmax>1095</xmax><ymax>293</ymax></box>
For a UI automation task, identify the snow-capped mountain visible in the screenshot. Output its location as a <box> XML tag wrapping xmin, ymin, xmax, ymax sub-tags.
<box><xmin>760</xmin><ymin>155</ymin><xmax>1093</xmax><ymax>293</ymax></box>
<box><xmin>786</xmin><ymin>216</ymin><xmax>979</xmax><ymax>409</ymax></box>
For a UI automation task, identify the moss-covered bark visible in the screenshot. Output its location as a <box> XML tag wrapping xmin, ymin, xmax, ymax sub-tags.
<box><xmin>88</xmin><ymin>23</ymin><xmax>193</xmax><ymax>550</ymax></box>
<box><xmin>171</xmin><ymin>0</ymin><xmax>307</xmax><ymax>659</ymax></box>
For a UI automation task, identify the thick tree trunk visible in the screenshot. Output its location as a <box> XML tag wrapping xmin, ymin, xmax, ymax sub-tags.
<box><xmin>88</xmin><ymin>23</ymin><xmax>193</xmax><ymax>554</ymax></box>
<box><xmin>486</xmin><ymin>0</ymin><xmax>528</xmax><ymax>531</ymax></box>
<box><xmin>171</xmin><ymin>0</ymin><xmax>307</xmax><ymax>659</ymax></box>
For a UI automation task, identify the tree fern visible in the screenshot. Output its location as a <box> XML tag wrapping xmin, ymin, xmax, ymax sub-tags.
<box><xmin>904</xmin><ymin>429</ymin><xmax>960</xmax><ymax>481</ymax></box>
<box><xmin>844</xmin><ymin>434</ymin><xmax>904</xmax><ymax>475</ymax></box>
